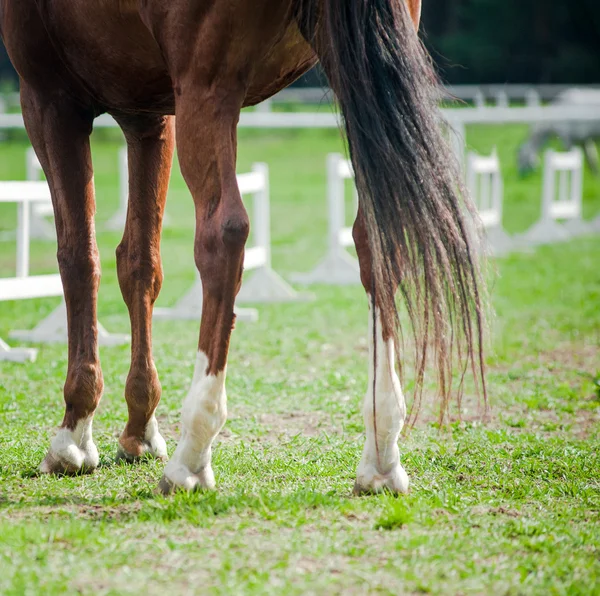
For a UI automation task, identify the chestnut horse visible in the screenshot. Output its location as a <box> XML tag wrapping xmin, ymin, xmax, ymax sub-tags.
<box><xmin>0</xmin><ymin>0</ymin><xmax>484</xmax><ymax>494</ymax></box>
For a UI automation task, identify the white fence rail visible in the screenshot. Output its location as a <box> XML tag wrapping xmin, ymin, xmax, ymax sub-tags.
<box><xmin>0</xmin><ymin>105</ymin><xmax>598</xmax><ymax>132</ymax></box>
<box><xmin>154</xmin><ymin>163</ymin><xmax>305</xmax><ymax>323</ymax></box>
<box><xmin>291</xmin><ymin>153</ymin><xmax>360</xmax><ymax>285</ymax></box>
<box><xmin>269</xmin><ymin>85</ymin><xmax>599</xmax><ymax>106</ymax></box>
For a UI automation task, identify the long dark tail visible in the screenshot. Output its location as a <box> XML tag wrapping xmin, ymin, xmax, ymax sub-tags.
<box><xmin>296</xmin><ymin>0</ymin><xmax>487</xmax><ymax>421</ymax></box>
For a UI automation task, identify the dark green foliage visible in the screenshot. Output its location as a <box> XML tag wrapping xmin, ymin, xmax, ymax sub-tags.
<box><xmin>421</xmin><ymin>0</ymin><xmax>600</xmax><ymax>84</ymax></box>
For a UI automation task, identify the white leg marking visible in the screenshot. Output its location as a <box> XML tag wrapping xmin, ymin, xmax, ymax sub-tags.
<box><xmin>116</xmin><ymin>414</ymin><xmax>168</xmax><ymax>462</ymax></box>
<box><xmin>355</xmin><ymin>304</ymin><xmax>409</xmax><ymax>494</ymax></box>
<box><xmin>40</xmin><ymin>415</ymin><xmax>99</xmax><ymax>474</ymax></box>
<box><xmin>143</xmin><ymin>415</ymin><xmax>168</xmax><ymax>460</ymax></box>
<box><xmin>162</xmin><ymin>351</ymin><xmax>226</xmax><ymax>491</ymax></box>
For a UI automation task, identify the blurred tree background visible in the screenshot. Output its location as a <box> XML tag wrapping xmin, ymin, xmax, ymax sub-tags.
<box><xmin>421</xmin><ymin>0</ymin><xmax>600</xmax><ymax>84</ymax></box>
<box><xmin>0</xmin><ymin>0</ymin><xmax>599</xmax><ymax>86</ymax></box>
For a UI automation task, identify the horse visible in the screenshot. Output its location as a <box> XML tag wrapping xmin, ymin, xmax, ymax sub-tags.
<box><xmin>518</xmin><ymin>89</ymin><xmax>600</xmax><ymax>177</ymax></box>
<box><xmin>0</xmin><ymin>0</ymin><xmax>485</xmax><ymax>495</ymax></box>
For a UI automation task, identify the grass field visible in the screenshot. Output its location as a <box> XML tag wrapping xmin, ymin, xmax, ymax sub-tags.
<box><xmin>0</xmin><ymin>123</ymin><xmax>599</xmax><ymax>595</ymax></box>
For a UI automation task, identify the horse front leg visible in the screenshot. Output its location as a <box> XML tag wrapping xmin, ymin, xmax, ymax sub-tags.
<box><xmin>158</xmin><ymin>87</ymin><xmax>248</xmax><ymax>493</ymax></box>
<box><xmin>21</xmin><ymin>83</ymin><xmax>103</xmax><ymax>474</ymax></box>
<box><xmin>351</xmin><ymin>209</ymin><xmax>409</xmax><ymax>495</ymax></box>
<box><xmin>114</xmin><ymin>114</ymin><xmax>174</xmax><ymax>462</ymax></box>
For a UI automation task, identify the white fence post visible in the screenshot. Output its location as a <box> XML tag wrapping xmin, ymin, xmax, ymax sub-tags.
<box><xmin>525</xmin><ymin>88</ymin><xmax>541</xmax><ymax>108</ymax></box>
<box><xmin>237</xmin><ymin>163</ymin><xmax>308</xmax><ymax>303</ymax></box>
<box><xmin>448</xmin><ymin>118</ymin><xmax>467</xmax><ymax>175</ymax></box>
<box><xmin>15</xmin><ymin>198</ymin><xmax>30</xmax><ymax>278</ymax></box>
<box><xmin>290</xmin><ymin>153</ymin><xmax>360</xmax><ymax>285</ymax></box>
<box><xmin>474</xmin><ymin>89</ymin><xmax>486</xmax><ymax>108</ymax></box>
<box><xmin>25</xmin><ymin>147</ymin><xmax>56</xmax><ymax>241</ymax></box>
<box><xmin>466</xmin><ymin>149</ymin><xmax>511</xmax><ymax>256</ymax></box>
<box><xmin>255</xmin><ymin>98</ymin><xmax>273</xmax><ymax>113</ymax></box>
<box><xmin>253</xmin><ymin>162</ymin><xmax>271</xmax><ymax>268</ymax></box>
<box><xmin>105</xmin><ymin>146</ymin><xmax>129</xmax><ymax>231</ymax></box>
<box><xmin>495</xmin><ymin>90</ymin><xmax>509</xmax><ymax>108</ymax></box>
<box><xmin>519</xmin><ymin>148</ymin><xmax>589</xmax><ymax>246</ymax></box>
<box><xmin>106</xmin><ymin>146</ymin><xmax>170</xmax><ymax>232</ymax></box>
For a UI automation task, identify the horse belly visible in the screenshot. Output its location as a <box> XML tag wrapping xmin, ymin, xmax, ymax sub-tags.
<box><xmin>6</xmin><ymin>0</ymin><xmax>174</xmax><ymax>113</ymax></box>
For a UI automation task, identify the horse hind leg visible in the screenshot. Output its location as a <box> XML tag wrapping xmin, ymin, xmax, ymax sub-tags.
<box><xmin>20</xmin><ymin>84</ymin><xmax>103</xmax><ymax>474</ymax></box>
<box><xmin>114</xmin><ymin>114</ymin><xmax>174</xmax><ymax>462</ymax></box>
<box><xmin>352</xmin><ymin>209</ymin><xmax>409</xmax><ymax>495</ymax></box>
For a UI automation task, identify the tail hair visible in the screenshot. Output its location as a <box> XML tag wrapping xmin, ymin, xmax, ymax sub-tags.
<box><xmin>296</xmin><ymin>0</ymin><xmax>487</xmax><ymax>423</ymax></box>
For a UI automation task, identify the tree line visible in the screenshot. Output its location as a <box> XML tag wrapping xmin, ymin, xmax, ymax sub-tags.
<box><xmin>1</xmin><ymin>0</ymin><xmax>599</xmax><ymax>86</ymax></box>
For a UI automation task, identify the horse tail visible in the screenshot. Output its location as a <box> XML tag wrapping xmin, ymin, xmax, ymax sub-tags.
<box><xmin>297</xmin><ymin>0</ymin><xmax>487</xmax><ymax>420</ymax></box>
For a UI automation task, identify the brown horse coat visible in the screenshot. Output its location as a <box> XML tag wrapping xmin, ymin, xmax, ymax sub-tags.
<box><xmin>1</xmin><ymin>0</ymin><xmax>485</xmax><ymax>493</ymax></box>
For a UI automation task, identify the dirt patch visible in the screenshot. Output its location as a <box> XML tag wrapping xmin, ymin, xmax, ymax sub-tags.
<box><xmin>404</xmin><ymin>341</ymin><xmax>600</xmax><ymax>434</ymax></box>
<box><xmin>150</xmin><ymin>341</ymin><xmax>599</xmax><ymax>445</ymax></box>
<box><xmin>471</xmin><ymin>505</ymin><xmax>521</xmax><ymax>518</ymax></box>
<box><xmin>520</xmin><ymin>342</ymin><xmax>600</xmax><ymax>375</ymax></box>
<box><xmin>0</xmin><ymin>500</ymin><xmax>144</xmax><ymax>522</ymax></box>
<box><xmin>253</xmin><ymin>410</ymin><xmax>337</xmax><ymax>439</ymax></box>
<box><xmin>156</xmin><ymin>407</ymin><xmax>344</xmax><ymax>446</ymax></box>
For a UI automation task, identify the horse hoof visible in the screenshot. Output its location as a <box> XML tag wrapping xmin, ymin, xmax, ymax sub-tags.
<box><xmin>39</xmin><ymin>418</ymin><xmax>99</xmax><ymax>475</ymax></box>
<box><xmin>158</xmin><ymin>462</ymin><xmax>215</xmax><ymax>494</ymax></box>
<box><xmin>39</xmin><ymin>438</ymin><xmax>99</xmax><ymax>476</ymax></box>
<box><xmin>117</xmin><ymin>417</ymin><xmax>168</xmax><ymax>463</ymax></box>
<box><xmin>157</xmin><ymin>473</ymin><xmax>201</xmax><ymax>495</ymax></box>
<box><xmin>116</xmin><ymin>436</ymin><xmax>168</xmax><ymax>463</ymax></box>
<box><xmin>157</xmin><ymin>475</ymin><xmax>175</xmax><ymax>495</ymax></box>
<box><xmin>353</xmin><ymin>464</ymin><xmax>410</xmax><ymax>496</ymax></box>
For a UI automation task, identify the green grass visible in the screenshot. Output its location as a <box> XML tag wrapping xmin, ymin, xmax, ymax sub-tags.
<box><xmin>0</xmin><ymin>126</ymin><xmax>599</xmax><ymax>595</ymax></box>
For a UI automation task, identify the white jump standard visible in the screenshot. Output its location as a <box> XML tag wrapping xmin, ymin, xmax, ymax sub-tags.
<box><xmin>291</xmin><ymin>153</ymin><xmax>360</xmax><ymax>285</ymax></box>
<box><xmin>466</xmin><ymin>149</ymin><xmax>511</xmax><ymax>256</ymax></box>
<box><xmin>519</xmin><ymin>148</ymin><xmax>587</xmax><ymax>246</ymax></box>
<box><xmin>0</xmin><ymin>182</ymin><xmax>129</xmax><ymax>357</ymax></box>
<box><xmin>154</xmin><ymin>163</ymin><xmax>303</xmax><ymax>322</ymax></box>
<box><xmin>0</xmin><ymin>182</ymin><xmax>62</xmax><ymax>361</ymax></box>
<box><xmin>9</xmin><ymin>300</ymin><xmax>130</xmax><ymax>347</ymax></box>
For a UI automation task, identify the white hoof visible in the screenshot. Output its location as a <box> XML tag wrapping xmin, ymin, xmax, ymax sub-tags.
<box><xmin>144</xmin><ymin>417</ymin><xmax>168</xmax><ymax>460</ymax></box>
<box><xmin>354</xmin><ymin>463</ymin><xmax>410</xmax><ymax>495</ymax></box>
<box><xmin>158</xmin><ymin>461</ymin><xmax>215</xmax><ymax>494</ymax></box>
<box><xmin>39</xmin><ymin>416</ymin><xmax>99</xmax><ymax>475</ymax></box>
